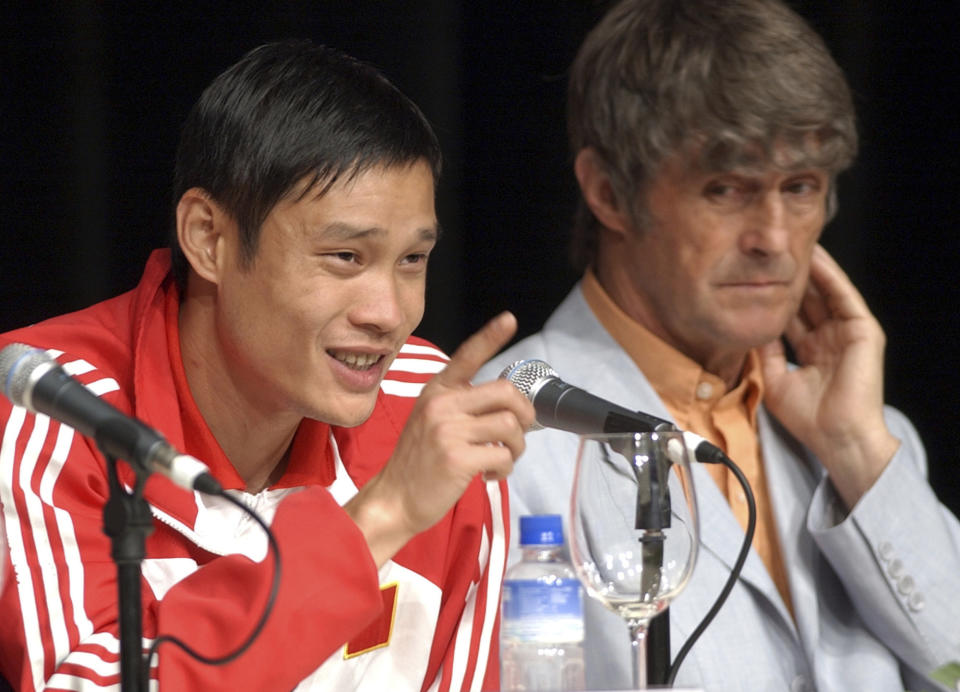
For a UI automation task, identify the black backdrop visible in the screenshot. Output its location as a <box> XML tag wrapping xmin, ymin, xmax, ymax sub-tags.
<box><xmin>2</xmin><ymin>2</ymin><xmax>958</xmax><ymax>515</ymax></box>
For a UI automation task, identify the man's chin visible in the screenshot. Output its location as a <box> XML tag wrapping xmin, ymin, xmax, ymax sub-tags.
<box><xmin>309</xmin><ymin>395</ymin><xmax>380</xmax><ymax>428</ymax></box>
<box><xmin>716</xmin><ymin>319</ymin><xmax>791</xmax><ymax>353</ymax></box>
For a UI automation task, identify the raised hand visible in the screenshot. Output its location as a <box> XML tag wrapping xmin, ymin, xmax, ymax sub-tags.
<box><xmin>346</xmin><ymin>311</ymin><xmax>536</xmax><ymax>566</ymax></box>
<box><xmin>759</xmin><ymin>244</ymin><xmax>899</xmax><ymax>509</ymax></box>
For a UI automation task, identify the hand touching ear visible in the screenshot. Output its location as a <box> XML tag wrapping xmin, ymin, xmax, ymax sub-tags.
<box><xmin>759</xmin><ymin>245</ymin><xmax>899</xmax><ymax>510</ymax></box>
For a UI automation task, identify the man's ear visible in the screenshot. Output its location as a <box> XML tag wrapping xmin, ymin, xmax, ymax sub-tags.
<box><xmin>176</xmin><ymin>188</ymin><xmax>227</xmax><ymax>284</ymax></box>
<box><xmin>574</xmin><ymin>147</ymin><xmax>633</xmax><ymax>235</ymax></box>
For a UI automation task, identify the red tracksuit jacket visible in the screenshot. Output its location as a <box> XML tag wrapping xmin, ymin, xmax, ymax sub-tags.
<box><xmin>0</xmin><ymin>250</ymin><xmax>508</xmax><ymax>691</ymax></box>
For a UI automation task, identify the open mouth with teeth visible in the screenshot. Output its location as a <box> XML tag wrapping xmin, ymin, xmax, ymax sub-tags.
<box><xmin>329</xmin><ymin>351</ymin><xmax>383</xmax><ymax>371</ymax></box>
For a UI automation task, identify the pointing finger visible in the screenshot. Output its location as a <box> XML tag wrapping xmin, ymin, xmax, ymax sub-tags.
<box><xmin>436</xmin><ymin>312</ymin><xmax>518</xmax><ymax>386</ymax></box>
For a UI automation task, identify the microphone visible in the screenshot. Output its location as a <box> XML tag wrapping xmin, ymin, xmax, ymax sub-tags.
<box><xmin>500</xmin><ymin>358</ymin><xmax>705</xmax><ymax>684</ymax></box>
<box><xmin>0</xmin><ymin>343</ymin><xmax>222</xmax><ymax>494</ymax></box>
<box><xmin>498</xmin><ymin>359</ymin><xmax>726</xmax><ymax>464</ymax></box>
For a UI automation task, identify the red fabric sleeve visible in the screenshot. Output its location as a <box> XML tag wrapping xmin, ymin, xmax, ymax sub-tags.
<box><xmin>423</xmin><ymin>477</ymin><xmax>510</xmax><ymax>692</ymax></box>
<box><xmin>154</xmin><ymin>486</ymin><xmax>382</xmax><ymax>690</ymax></box>
<box><xmin>0</xmin><ymin>407</ymin><xmax>383</xmax><ymax>691</ymax></box>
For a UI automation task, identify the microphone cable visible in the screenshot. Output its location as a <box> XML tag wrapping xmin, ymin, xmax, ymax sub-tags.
<box><xmin>140</xmin><ymin>490</ymin><xmax>282</xmax><ymax>690</ymax></box>
<box><xmin>666</xmin><ymin>449</ymin><xmax>756</xmax><ymax>685</ymax></box>
<box><xmin>497</xmin><ymin>359</ymin><xmax>758</xmax><ymax>684</ymax></box>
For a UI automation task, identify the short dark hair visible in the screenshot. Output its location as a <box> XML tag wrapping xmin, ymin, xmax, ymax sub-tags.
<box><xmin>568</xmin><ymin>0</ymin><xmax>858</xmax><ymax>271</ymax></box>
<box><xmin>170</xmin><ymin>40</ymin><xmax>442</xmax><ymax>287</ymax></box>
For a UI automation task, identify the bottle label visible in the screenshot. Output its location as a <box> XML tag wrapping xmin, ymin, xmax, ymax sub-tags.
<box><xmin>501</xmin><ymin>578</ymin><xmax>584</xmax><ymax>643</ymax></box>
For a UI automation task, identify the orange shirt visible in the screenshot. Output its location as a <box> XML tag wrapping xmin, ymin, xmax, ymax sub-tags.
<box><xmin>581</xmin><ymin>269</ymin><xmax>794</xmax><ymax>616</ymax></box>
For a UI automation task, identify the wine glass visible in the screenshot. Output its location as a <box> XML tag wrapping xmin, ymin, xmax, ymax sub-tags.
<box><xmin>569</xmin><ymin>431</ymin><xmax>699</xmax><ymax>689</ymax></box>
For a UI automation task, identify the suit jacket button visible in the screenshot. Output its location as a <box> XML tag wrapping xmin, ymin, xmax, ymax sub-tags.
<box><xmin>877</xmin><ymin>541</ymin><xmax>894</xmax><ymax>561</ymax></box>
<box><xmin>887</xmin><ymin>558</ymin><xmax>904</xmax><ymax>579</ymax></box>
<box><xmin>907</xmin><ymin>591</ymin><xmax>926</xmax><ymax>612</ymax></box>
<box><xmin>897</xmin><ymin>574</ymin><xmax>915</xmax><ymax>595</ymax></box>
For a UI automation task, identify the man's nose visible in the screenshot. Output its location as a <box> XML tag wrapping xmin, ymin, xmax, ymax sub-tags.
<box><xmin>739</xmin><ymin>193</ymin><xmax>790</xmax><ymax>257</ymax></box>
<box><xmin>349</xmin><ymin>272</ymin><xmax>407</xmax><ymax>334</ymax></box>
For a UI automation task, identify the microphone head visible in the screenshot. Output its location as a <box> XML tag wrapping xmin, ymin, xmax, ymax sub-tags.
<box><xmin>497</xmin><ymin>359</ymin><xmax>557</xmax><ymax>398</ymax></box>
<box><xmin>0</xmin><ymin>343</ymin><xmax>55</xmax><ymax>409</ymax></box>
<box><xmin>498</xmin><ymin>359</ymin><xmax>559</xmax><ymax>431</ymax></box>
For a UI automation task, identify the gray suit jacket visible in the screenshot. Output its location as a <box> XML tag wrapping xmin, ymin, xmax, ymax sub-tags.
<box><xmin>477</xmin><ymin>283</ymin><xmax>960</xmax><ymax>692</ymax></box>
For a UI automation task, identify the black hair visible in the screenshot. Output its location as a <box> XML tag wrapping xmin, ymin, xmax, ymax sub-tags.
<box><xmin>170</xmin><ymin>40</ymin><xmax>442</xmax><ymax>287</ymax></box>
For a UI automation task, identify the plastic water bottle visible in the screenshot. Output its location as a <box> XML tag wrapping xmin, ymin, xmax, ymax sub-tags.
<box><xmin>501</xmin><ymin>514</ymin><xmax>586</xmax><ymax>691</ymax></box>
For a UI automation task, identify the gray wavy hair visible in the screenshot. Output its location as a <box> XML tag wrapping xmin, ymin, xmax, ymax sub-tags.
<box><xmin>568</xmin><ymin>0</ymin><xmax>858</xmax><ymax>270</ymax></box>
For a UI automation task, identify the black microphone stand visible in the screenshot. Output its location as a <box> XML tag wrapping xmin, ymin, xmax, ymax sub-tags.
<box><xmin>647</xmin><ymin>608</ymin><xmax>670</xmax><ymax>685</ymax></box>
<box><xmin>102</xmin><ymin>452</ymin><xmax>153</xmax><ymax>692</ymax></box>
<box><xmin>633</xmin><ymin>434</ymin><xmax>671</xmax><ymax>687</ymax></box>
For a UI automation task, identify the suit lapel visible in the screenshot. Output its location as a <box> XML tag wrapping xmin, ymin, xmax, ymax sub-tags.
<box><xmin>691</xmin><ymin>462</ymin><xmax>794</xmax><ymax>623</ymax></box>
<box><xmin>758</xmin><ymin>408</ymin><xmax>825</xmax><ymax>663</ymax></box>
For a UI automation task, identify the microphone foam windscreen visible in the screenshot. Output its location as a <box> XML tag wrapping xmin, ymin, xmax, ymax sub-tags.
<box><xmin>0</xmin><ymin>343</ymin><xmax>52</xmax><ymax>404</ymax></box>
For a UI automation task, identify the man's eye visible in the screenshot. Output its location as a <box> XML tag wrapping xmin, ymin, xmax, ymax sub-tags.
<box><xmin>705</xmin><ymin>183</ymin><xmax>740</xmax><ymax>199</ymax></box>
<box><xmin>785</xmin><ymin>180</ymin><xmax>817</xmax><ymax>195</ymax></box>
<box><xmin>403</xmin><ymin>253</ymin><xmax>428</xmax><ymax>265</ymax></box>
<box><xmin>328</xmin><ymin>252</ymin><xmax>357</xmax><ymax>262</ymax></box>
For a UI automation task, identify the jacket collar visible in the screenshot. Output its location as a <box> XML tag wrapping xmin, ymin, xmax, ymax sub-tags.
<box><xmin>129</xmin><ymin>250</ymin><xmax>336</xmax><ymax>531</ymax></box>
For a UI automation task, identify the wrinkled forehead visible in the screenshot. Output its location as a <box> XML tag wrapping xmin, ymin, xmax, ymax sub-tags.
<box><xmin>685</xmin><ymin>130</ymin><xmax>843</xmax><ymax>176</ymax></box>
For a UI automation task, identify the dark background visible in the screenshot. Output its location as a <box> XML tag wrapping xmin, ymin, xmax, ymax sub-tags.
<box><xmin>2</xmin><ymin>2</ymin><xmax>958</xmax><ymax>515</ymax></box>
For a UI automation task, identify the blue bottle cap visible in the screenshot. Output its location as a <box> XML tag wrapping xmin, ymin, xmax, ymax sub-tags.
<box><xmin>519</xmin><ymin>514</ymin><xmax>564</xmax><ymax>546</ymax></box>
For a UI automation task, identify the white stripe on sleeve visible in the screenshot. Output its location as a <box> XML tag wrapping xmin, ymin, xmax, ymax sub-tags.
<box><xmin>398</xmin><ymin>343</ymin><xmax>448</xmax><ymax>360</ymax></box>
<box><xmin>1</xmin><ymin>405</ymin><xmax>46</xmax><ymax>691</ymax></box>
<box><xmin>389</xmin><ymin>358</ymin><xmax>447</xmax><ymax>375</ymax></box>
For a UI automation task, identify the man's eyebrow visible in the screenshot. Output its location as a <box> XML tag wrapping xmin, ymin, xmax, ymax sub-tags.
<box><xmin>319</xmin><ymin>222</ymin><xmax>440</xmax><ymax>242</ymax></box>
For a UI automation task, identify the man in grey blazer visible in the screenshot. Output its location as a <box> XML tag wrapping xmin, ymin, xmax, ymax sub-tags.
<box><xmin>477</xmin><ymin>0</ymin><xmax>960</xmax><ymax>689</ymax></box>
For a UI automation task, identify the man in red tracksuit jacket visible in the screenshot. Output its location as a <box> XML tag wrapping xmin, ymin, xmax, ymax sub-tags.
<box><xmin>0</xmin><ymin>41</ymin><xmax>534</xmax><ymax>691</ymax></box>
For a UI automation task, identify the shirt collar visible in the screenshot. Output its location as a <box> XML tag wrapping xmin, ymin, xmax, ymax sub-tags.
<box><xmin>580</xmin><ymin>267</ymin><xmax>764</xmax><ymax>427</ymax></box>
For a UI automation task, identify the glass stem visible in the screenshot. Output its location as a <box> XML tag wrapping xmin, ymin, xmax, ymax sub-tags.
<box><xmin>630</xmin><ymin>622</ymin><xmax>649</xmax><ymax>690</ymax></box>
